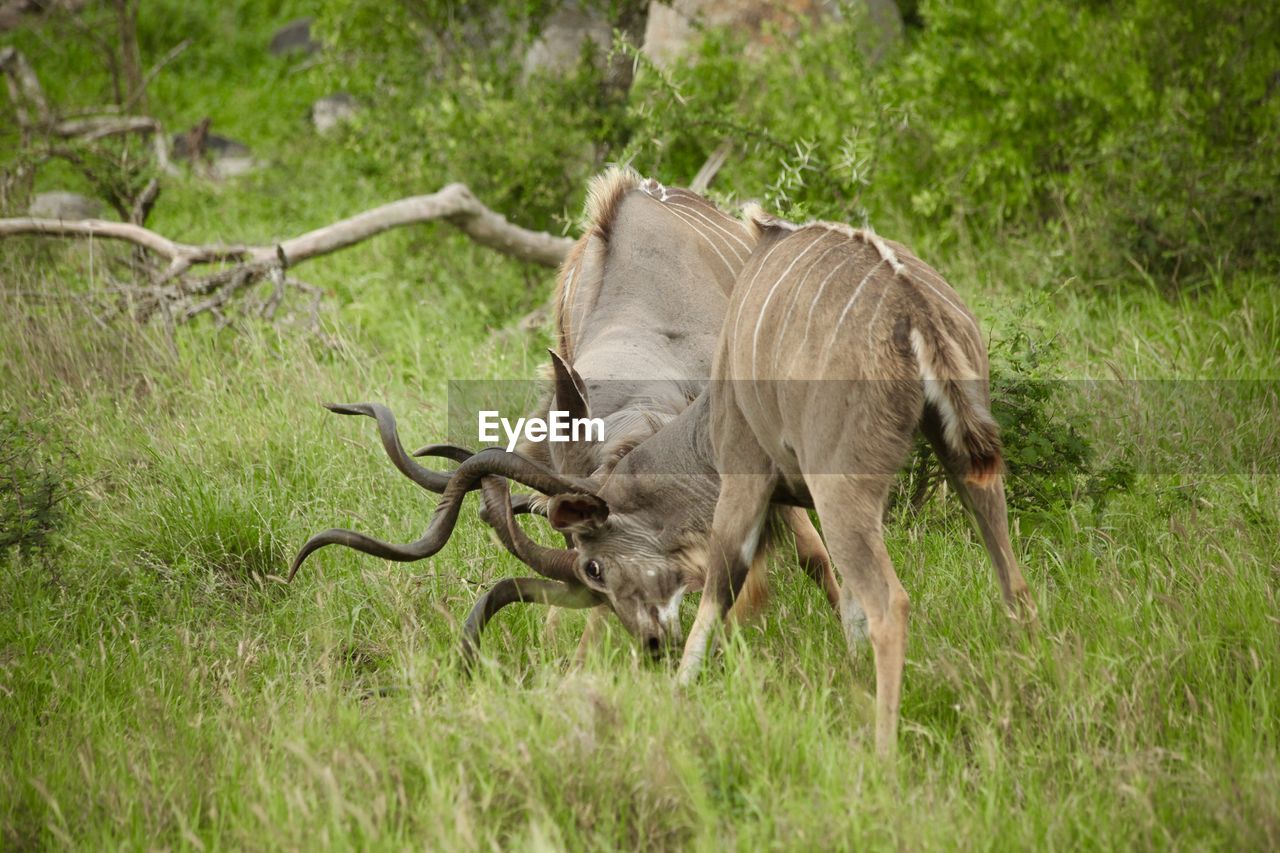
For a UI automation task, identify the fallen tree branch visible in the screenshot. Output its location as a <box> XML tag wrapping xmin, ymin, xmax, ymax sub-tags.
<box><xmin>0</xmin><ymin>183</ymin><xmax>575</xmax><ymax>325</ymax></box>
<box><xmin>1</xmin><ymin>182</ymin><xmax>573</xmax><ymax>270</ymax></box>
<box><xmin>272</xmin><ymin>183</ymin><xmax>574</xmax><ymax>268</ymax></box>
<box><xmin>0</xmin><ymin>217</ymin><xmax>249</xmax><ymax>267</ymax></box>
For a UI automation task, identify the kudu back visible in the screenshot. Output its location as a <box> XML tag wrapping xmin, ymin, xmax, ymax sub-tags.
<box><xmin>526</xmin><ymin>169</ymin><xmax>744</xmax><ymax>478</ymax></box>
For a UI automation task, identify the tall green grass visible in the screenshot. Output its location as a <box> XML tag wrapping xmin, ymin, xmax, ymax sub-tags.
<box><xmin>4</xmin><ymin>215</ymin><xmax>1277</xmax><ymax>849</ymax></box>
<box><xmin>2</xmin><ymin>2</ymin><xmax>1278</xmax><ymax>848</ymax></box>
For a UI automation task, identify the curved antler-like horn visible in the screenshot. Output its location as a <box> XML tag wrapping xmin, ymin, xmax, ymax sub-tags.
<box><xmin>461</xmin><ymin>577</ymin><xmax>599</xmax><ymax>670</ymax></box>
<box><xmin>476</xmin><ymin>474</ymin><xmax>581</xmax><ymax>582</ymax></box>
<box><xmin>288</xmin><ymin>447</ymin><xmax>602</xmax><ymax>582</ymax></box>
<box><xmin>413</xmin><ymin>446</ymin><xmax>601</xmax><ymax>501</ymax></box>
<box><xmin>322</xmin><ymin>403</ymin><xmax>455</xmax><ymax>492</ymax></box>
<box><xmin>414</xmin><ymin>442</ymin><xmax>539</xmax><ymax>517</ymax></box>
<box><xmin>321</xmin><ymin>404</ymin><xmax>537</xmax><ymax>517</ymax></box>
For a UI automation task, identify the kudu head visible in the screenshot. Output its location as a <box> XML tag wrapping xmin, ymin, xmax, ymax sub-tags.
<box><xmin>436</xmin><ymin>352</ymin><xmax>722</xmax><ymax>657</ymax></box>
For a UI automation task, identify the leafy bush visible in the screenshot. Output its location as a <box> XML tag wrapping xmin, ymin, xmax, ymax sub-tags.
<box><xmin>315</xmin><ymin>0</ymin><xmax>632</xmax><ymax>231</ymax></box>
<box><xmin>985</xmin><ymin>323</ymin><xmax>1135</xmax><ymax>515</ymax></box>
<box><xmin>886</xmin><ymin>0</ymin><xmax>1280</xmax><ymax>280</ymax></box>
<box><xmin>1086</xmin><ymin>0</ymin><xmax>1280</xmax><ymax>281</ymax></box>
<box><xmin>623</xmin><ymin>0</ymin><xmax>1279</xmax><ymax>281</ymax></box>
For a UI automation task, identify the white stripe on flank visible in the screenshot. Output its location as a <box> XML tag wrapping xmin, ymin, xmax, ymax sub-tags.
<box><xmin>864</xmin><ymin>274</ymin><xmax>893</xmax><ymax>332</ymax></box>
<box><xmin>795</xmin><ymin>252</ymin><xmax>858</xmax><ymax>358</ymax></box>
<box><xmin>823</xmin><ymin>256</ymin><xmax>888</xmax><ymax>354</ymax></box>
<box><xmin>751</xmin><ymin>230</ymin><xmax>832</xmax><ymax>383</ymax></box>
<box><xmin>660</xmin><ymin>201</ymin><xmax>745</xmax><ymax>265</ymax></box>
<box><xmin>897</xmin><ymin>257</ymin><xmax>983</xmax><ymax>338</ymax></box>
<box><xmin>731</xmin><ymin>234</ymin><xmax>792</xmax><ymax>360</ymax></box>
<box><xmin>772</xmin><ymin>236</ymin><xmax>854</xmax><ymax>372</ymax></box>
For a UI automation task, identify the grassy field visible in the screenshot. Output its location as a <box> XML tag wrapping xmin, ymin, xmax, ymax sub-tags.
<box><xmin>3</xmin><ymin>3</ymin><xmax>1279</xmax><ymax>849</ymax></box>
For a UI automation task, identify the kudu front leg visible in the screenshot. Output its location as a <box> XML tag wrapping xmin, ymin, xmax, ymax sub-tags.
<box><xmin>677</xmin><ymin>473</ymin><xmax>775</xmax><ymax>685</ymax></box>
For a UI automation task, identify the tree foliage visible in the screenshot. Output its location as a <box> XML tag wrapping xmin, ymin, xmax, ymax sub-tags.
<box><xmin>317</xmin><ymin>0</ymin><xmax>1279</xmax><ymax>280</ymax></box>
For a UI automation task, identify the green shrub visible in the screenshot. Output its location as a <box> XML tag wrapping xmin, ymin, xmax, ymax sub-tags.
<box><xmin>892</xmin><ymin>299</ymin><xmax>1134</xmax><ymax>518</ymax></box>
<box><xmin>887</xmin><ymin>0</ymin><xmax>1279</xmax><ymax>280</ymax></box>
<box><xmin>624</xmin><ymin>0</ymin><xmax>1279</xmax><ymax>281</ymax></box>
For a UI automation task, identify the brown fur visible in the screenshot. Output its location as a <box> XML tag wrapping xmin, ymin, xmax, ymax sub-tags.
<box><xmin>584</xmin><ymin>166</ymin><xmax>641</xmax><ymax>242</ymax></box>
<box><xmin>551</xmin><ymin>235</ymin><xmax>593</xmax><ymax>362</ymax></box>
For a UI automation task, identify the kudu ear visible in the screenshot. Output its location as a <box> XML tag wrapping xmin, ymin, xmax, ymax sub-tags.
<box><xmin>547</xmin><ymin>494</ymin><xmax>609</xmax><ymax>534</ymax></box>
<box><xmin>547</xmin><ymin>349</ymin><xmax>590</xmax><ymax>421</ymax></box>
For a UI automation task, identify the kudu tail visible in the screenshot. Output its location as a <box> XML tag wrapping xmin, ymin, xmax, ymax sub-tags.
<box><xmin>908</xmin><ymin>324</ymin><xmax>1003</xmax><ymax>487</ymax></box>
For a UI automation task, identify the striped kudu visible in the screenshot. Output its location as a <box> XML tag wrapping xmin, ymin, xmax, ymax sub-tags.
<box><xmin>288</xmin><ymin>170</ymin><xmax>841</xmax><ymax>659</ymax></box>
<box><xmin>434</xmin><ymin>208</ymin><xmax>1038</xmax><ymax>754</ymax></box>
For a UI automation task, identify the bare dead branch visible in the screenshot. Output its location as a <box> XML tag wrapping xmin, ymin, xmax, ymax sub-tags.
<box><xmin>1</xmin><ymin>184</ymin><xmax>574</xmax><ymax>326</ymax></box>
<box><xmin>3</xmin><ymin>47</ymin><xmax>173</xmax><ymax>170</ymax></box>
<box><xmin>272</xmin><ymin>183</ymin><xmax>574</xmax><ymax>268</ymax></box>
<box><xmin>689</xmin><ymin>139</ymin><xmax>733</xmax><ymax>194</ymax></box>
<box><xmin>1</xmin><ymin>182</ymin><xmax>573</xmax><ymax>270</ymax></box>
<box><xmin>0</xmin><ymin>217</ymin><xmax>249</xmax><ymax>263</ymax></box>
<box><xmin>0</xmin><ymin>45</ymin><xmax>50</xmax><ymax>129</ymax></box>
<box><xmin>123</xmin><ymin>38</ymin><xmax>190</xmax><ymax>113</ymax></box>
<box><xmin>52</xmin><ymin>115</ymin><xmax>172</xmax><ymax>171</ymax></box>
<box><xmin>129</xmin><ymin>176</ymin><xmax>160</xmax><ymax>225</ymax></box>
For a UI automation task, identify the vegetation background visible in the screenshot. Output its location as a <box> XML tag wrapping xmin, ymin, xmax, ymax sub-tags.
<box><xmin>2</xmin><ymin>0</ymin><xmax>1277</xmax><ymax>847</ymax></box>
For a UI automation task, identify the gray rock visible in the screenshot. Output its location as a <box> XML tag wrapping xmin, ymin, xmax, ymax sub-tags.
<box><xmin>311</xmin><ymin>92</ymin><xmax>360</xmax><ymax>134</ymax></box>
<box><xmin>209</xmin><ymin>155</ymin><xmax>260</xmax><ymax>180</ymax></box>
<box><xmin>270</xmin><ymin>17</ymin><xmax>317</xmax><ymax>56</ymax></box>
<box><xmin>643</xmin><ymin>0</ymin><xmax>846</xmax><ymax>68</ymax></box>
<box><xmin>522</xmin><ymin>3</ymin><xmax>612</xmax><ymax>79</ymax></box>
<box><xmin>28</xmin><ymin>191</ymin><xmax>101</xmax><ymax>220</ymax></box>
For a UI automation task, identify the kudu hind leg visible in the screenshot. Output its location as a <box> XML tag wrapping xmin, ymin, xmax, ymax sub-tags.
<box><xmin>922</xmin><ymin>415</ymin><xmax>1037</xmax><ymax>627</ymax></box>
<box><xmin>782</xmin><ymin>506</ymin><xmax>843</xmax><ymax>613</ymax></box>
<box><xmin>810</xmin><ymin>475</ymin><xmax>909</xmax><ymax>758</ymax></box>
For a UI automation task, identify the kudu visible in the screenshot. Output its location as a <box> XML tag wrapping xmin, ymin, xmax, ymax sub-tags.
<box><xmin>431</xmin><ymin>210</ymin><xmax>1038</xmax><ymax>755</ymax></box>
<box><xmin>288</xmin><ymin>170</ymin><xmax>840</xmax><ymax>659</ymax></box>
<box><xmin>674</xmin><ymin>212</ymin><xmax>1039</xmax><ymax>755</ymax></box>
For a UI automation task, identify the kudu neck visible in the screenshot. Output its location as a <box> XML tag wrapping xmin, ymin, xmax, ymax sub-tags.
<box><xmin>609</xmin><ymin>392</ymin><xmax>717</xmax><ymax>482</ymax></box>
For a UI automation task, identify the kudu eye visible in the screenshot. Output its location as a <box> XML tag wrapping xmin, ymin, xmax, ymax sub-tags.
<box><xmin>584</xmin><ymin>559</ymin><xmax>603</xmax><ymax>582</ymax></box>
